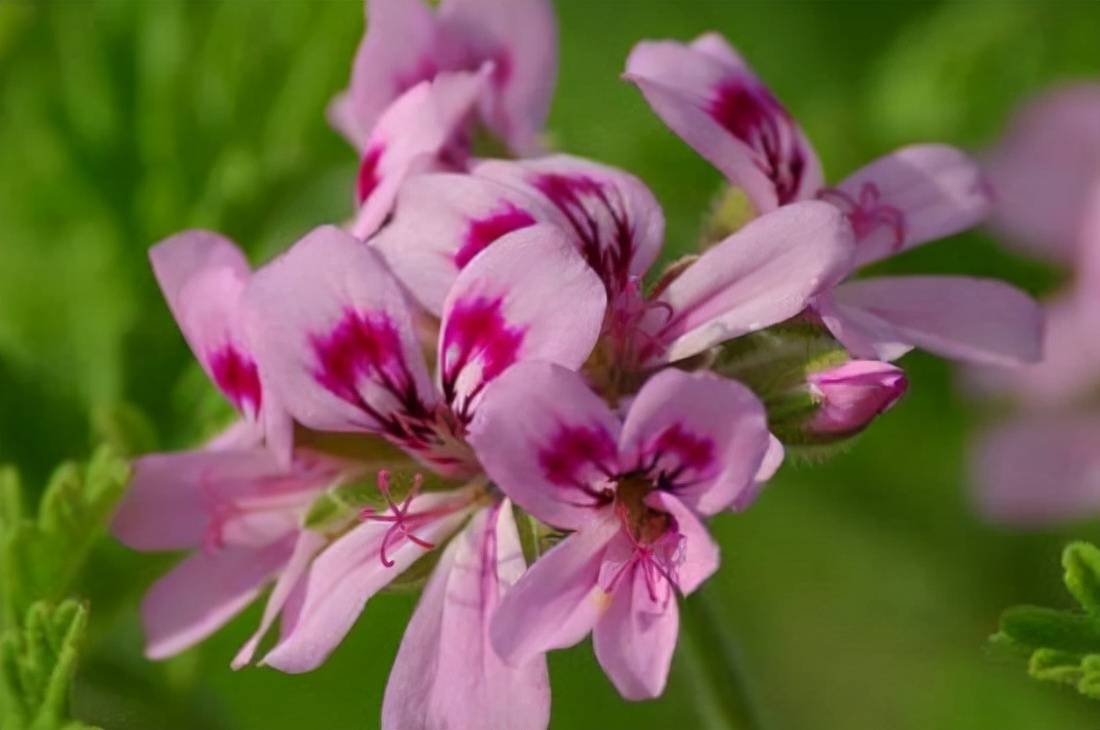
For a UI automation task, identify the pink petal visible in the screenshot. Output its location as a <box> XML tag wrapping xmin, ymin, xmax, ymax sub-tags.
<box><xmin>232</xmin><ymin>530</ymin><xmax>327</xmax><ymax>670</ymax></box>
<box><xmin>262</xmin><ymin>491</ymin><xmax>474</xmax><ymax>673</ymax></box>
<box><xmin>350</xmin><ymin>69</ymin><xmax>490</xmax><ymax>239</ymax></box>
<box><xmin>592</xmin><ymin>554</ymin><xmax>680</xmax><ymax>701</ymax></box>
<box><xmin>438</xmin><ymin>224</ymin><xmax>607</xmax><ymax>421</ymax></box>
<box><xmin>371</xmin><ymin>173</ymin><xmax>553</xmax><ymax>315</ymax></box>
<box><xmin>986</xmin><ymin>84</ymin><xmax>1100</xmax><ymax>263</ymax></box>
<box><xmin>490</xmin><ymin>516</ymin><xmax>620</xmax><ymax>665</ymax></box>
<box><xmin>645</xmin><ymin>200</ymin><xmax>853</xmax><ymax>364</ymax></box>
<box><xmin>468</xmin><ymin>361</ymin><xmax>621</xmax><ymax>530</ymax></box>
<box><xmin>142</xmin><ymin>535</ymin><xmax>296</xmax><ymax>660</ymax></box>
<box><xmin>822</xmin><ymin>275</ymin><xmax>1043</xmax><ymax>366</ymax></box>
<box><xmin>964</xmin><ymin>289</ymin><xmax>1100</xmax><ymax>408</ymax></box>
<box><xmin>828</xmin><ymin>144</ymin><xmax>991</xmax><ymax>268</ymax></box>
<box><xmin>333</xmin><ymin>0</ymin><xmax>445</xmax><ymax>151</ymax></box>
<box><xmin>645</xmin><ymin>491</ymin><xmax>719</xmax><ymax>594</ymax></box>
<box><xmin>624</xmin><ymin>35</ymin><xmax>823</xmax><ymax>213</ymax></box>
<box><xmin>150</xmin><ymin>231</ymin><xmax>264</xmax><ymax>420</ymax></box>
<box><xmin>473</xmin><ymin>155</ymin><xmax>665</xmax><ymax>293</ymax></box>
<box><xmin>112</xmin><ymin>448</ymin><xmax>323</xmax><ymax>552</ymax></box>
<box><xmin>244</xmin><ymin>225</ymin><xmax>438</xmax><ymax>443</ymax></box>
<box><xmin>619</xmin><ymin>368</ymin><xmax>770</xmax><ymax>516</ymax></box>
<box><xmin>382</xmin><ymin>502</ymin><xmax>550</xmax><ymax>730</ymax></box>
<box><xmin>438</xmin><ymin>0</ymin><xmax>557</xmax><ymax>155</ymax></box>
<box><xmin>972</xmin><ymin>416</ymin><xmax>1100</xmax><ymax>526</ymax></box>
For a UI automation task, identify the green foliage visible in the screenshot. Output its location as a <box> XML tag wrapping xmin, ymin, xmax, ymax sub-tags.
<box><xmin>0</xmin><ymin>601</ymin><xmax>98</xmax><ymax>730</ymax></box>
<box><xmin>0</xmin><ymin>448</ymin><xmax>129</xmax><ymax>628</ymax></box>
<box><xmin>993</xmin><ymin>542</ymin><xmax>1100</xmax><ymax>700</ymax></box>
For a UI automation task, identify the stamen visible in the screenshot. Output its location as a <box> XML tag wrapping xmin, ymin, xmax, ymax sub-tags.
<box><xmin>360</xmin><ymin>470</ymin><xmax>435</xmax><ymax>568</ymax></box>
<box><xmin>818</xmin><ymin>183</ymin><xmax>907</xmax><ymax>250</ymax></box>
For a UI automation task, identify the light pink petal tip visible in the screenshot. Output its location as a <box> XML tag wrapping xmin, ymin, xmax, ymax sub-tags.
<box><xmin>142</xmin><ymin>536</ymin><xmax>295</xmax><ymax>660</ymax></box>
<box><xmin>619</xmin><ymin>368</ymin><xmax>771</xmax><ymax>515</ymax></box>
<box><xmin>830</xmin><ymin>144</ymin><xmax>992</xmax><ymax>268</ymax></box>
<box><xmin>469</xmin><ymin>361</ymin><xmax>620</xmax><ymax>531</ymax></box>
<box><xmin>592</xmin><ymin>553</ymin><xmax>680</xmax><ymax>701</ymax></box>
<box><xmin>624</xmin><ymin>34</ymin><xmax>823</xmax><ymax>213</ymax></box>
<box><xmin>973</xmin><ymin>416</ymin><xmax>1100</xmax><ymax>526</ymax></box>
<box><xmin>821</xmin><ymin>275</ymin><xmax>1043</xmax><ymax>367</ymax></box>
<box><xmin>382</xmin><ymin>502</ymin><xmax>550</xmax><ymax>730</ymax></box>
<box><xmin>645</xmin><ymin>200</ymin><xmax>854</xmax><ymax>364</ymax></box>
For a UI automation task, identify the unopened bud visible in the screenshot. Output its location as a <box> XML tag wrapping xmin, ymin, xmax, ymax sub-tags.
<box><xmin>806</xmin><ymin>361</ymin><xmax>907</xmax><ymax>437</ymax></box>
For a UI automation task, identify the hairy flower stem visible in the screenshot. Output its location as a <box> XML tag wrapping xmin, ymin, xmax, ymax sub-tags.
<box><xmin>680</xmin><ymin>589</ymin><xmax>763</xmax><ymax>730</ymax></box>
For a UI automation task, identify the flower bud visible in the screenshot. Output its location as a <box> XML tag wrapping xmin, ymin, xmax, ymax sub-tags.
<box><xmin>806</xmin><ymin>361</ymin><xmax>907</xmax><ymax>437</ymax></box>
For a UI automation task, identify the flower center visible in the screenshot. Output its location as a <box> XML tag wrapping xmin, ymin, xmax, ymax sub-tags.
<box><xmin>615</xmin><ymin>475</ymin><xmax>671</xmax><ymax>545</ymax></box>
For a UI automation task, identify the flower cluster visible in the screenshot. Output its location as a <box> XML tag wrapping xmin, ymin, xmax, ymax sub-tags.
<box><xmin>111</xmin><ymin>1</ymin><xmax>1043</xmax><ymax>727</ymax></box>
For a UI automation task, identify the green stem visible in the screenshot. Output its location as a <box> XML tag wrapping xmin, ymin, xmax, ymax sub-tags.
<box><xmin>679</xmin><ymin>588</ymin><xmax>763</xmax><ymax>730</ymax></box>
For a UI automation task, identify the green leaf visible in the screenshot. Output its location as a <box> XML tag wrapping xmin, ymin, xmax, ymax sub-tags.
<box><xmin>1063</xmin><ymin>541</ymin><xmax>1100</xmax><ymax>616</ymax></box>
<box><xmin>992</xmin><ymin>541</ymin><xmax>1100</xmax><ymax>701</ymax></box>
<box><xmin>0</xmin><ymin>600</ymin><xmax>101</xmax><ymax>730</ymax></box>
<box><xmin>0</xmin><ymin>448</ymin><xmax>129</xmax><ymax>626</ymax></box>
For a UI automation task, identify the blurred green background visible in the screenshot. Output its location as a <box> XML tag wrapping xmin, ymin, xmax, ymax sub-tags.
<box><xmin>1</xmin><ymin>1</ymin><xmax>1099</xmax><ymax>728</ymax></box>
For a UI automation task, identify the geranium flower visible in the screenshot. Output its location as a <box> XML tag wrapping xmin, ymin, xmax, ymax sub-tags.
<box><xmin>330</xmin><ymin>0</ymin><xmax>556</xmax><ymax>157</ymax></box>
<box><xmin>624</xmin><ymin>33</ymin><xmax>1042</xmax><ymax>367</ymax></box>
<box><xmin>468</xmin><ymin>363</ymin><xmax>772</xmax><ymax>699</ymax></box>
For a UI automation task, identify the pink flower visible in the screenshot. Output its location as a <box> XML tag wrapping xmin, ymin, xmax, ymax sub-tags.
<box><xmin>331</xmin><ymin>0</ymin><xmax>557</xmax><ymax>157</ymax></box>
<box><xmin>807</xmin><ymin>361</ymin><xmax>907</xmax><ymax>437</ymax></box>
<box><xmin>968</xmin><ymin>86</ymin><xmax>1100</xmax><ymax>526</ymax></box>
<box><xmin>467</xmin><ymin>363</ymin><xmax>772</xmax><ymax>699</ymax></box>
<box><xmin>624</xmin><ymin>33</ymin><xmax>1042</xmax><ymax>367</ymax></box>
<box><xmin>111</xmin><ymin>447</ymin><xmax>344</xmax><ymax>659</ymax></box>
<box><xmin>985</xmin><ymin>84</ymin><xmax>1100</xmax><ymax>266</ymax></box>
<box><xmin>372</xmin><ymin>154</ymin><xmax>855</xmax><ymax>373</ymax></box>
<box><xmin>149</xmin><ymin>231</ymin><xmax>292</xmax><ymax>458</ymax></box>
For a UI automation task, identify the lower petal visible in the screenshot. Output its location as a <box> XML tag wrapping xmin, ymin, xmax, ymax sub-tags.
<box><xmin>592</xmin><ymin>562</ymin><xmax>680</xmax><ymax>701</ymax></box>
<box><xmin>824</xmin><ymin>276</ymin><xmax>1043</xmax><ymax>366</ymax></box>
<box><xmin>142</xmin><ymin>536</ymin><xmax>296</xmax><ymax>660</ymax></box>
<box><xmin>382</xmin><ymin>502</ymin><xmax>550</xmax><ymax>730</ymax></box>
<box><xmin>490</xmin><ymin>517</ymin><xmax>620</xmax><ymax>665</ymax></box>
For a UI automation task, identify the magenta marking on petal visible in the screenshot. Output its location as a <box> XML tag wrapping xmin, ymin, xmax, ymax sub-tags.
<box><xmin>818</xmin><ymin>183</ymin><xmax>907</xmax><ymax>250</ymax></box>
<box><xmin>653</xmin><ymin>424</ymin><xmax>714</xmax><ymax>473</ymax></box>
<box><xmin>709</xmin><ymin>79</ymin><xmax>806</xmax><ymax>205</ymax></box>
<box><xmin>209</xmin><ymin>344</ymin><xmax>263</xmax><ymax>417</ymax></box>
<box><xmin>440</xmin><ymin>296</ymin><xmax>526</xmax><ymax>420</ymax></box>
<box><xmin>532</xmin><ymin>173</ymin><xmax>636</xmax><ymax>294</ymax></box>
<box><xmin>310</xmin><ymin>309</ymin><xmax>435</xmax><ymax>440</ymax></box>
<box><xmin>538</xmin><ymin>424</ymin><xmax>618</xmax><ymax>489</ymax></box>
<box><xmin>357</xmin><ymin>144</ymin><xmax>384</xmax><ymax>204</ymax></box>
<box><xmin>454</xmin><ymin>204</ymin><xmax>537</xmax><ymax>269</ymax></box>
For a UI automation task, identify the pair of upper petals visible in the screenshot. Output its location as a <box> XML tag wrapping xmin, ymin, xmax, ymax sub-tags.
<box><xmin>625</xmin><ymin>33</ymin><xmax>1042</xmax><ymax>367</ymax></box>
<box><xmin>374</xmin><ymin>154</ymin><xmax>857</xmax><ymax>366</ymax></box>
<box><xmin>331</xmin><ymin>0</ymin><xmax>556</xmax><ymax>157</ymax></box>
<box><xmin>243</xmin><ymin>223</ymin><xmax>606</xmax><ymax>465</ymax></box>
